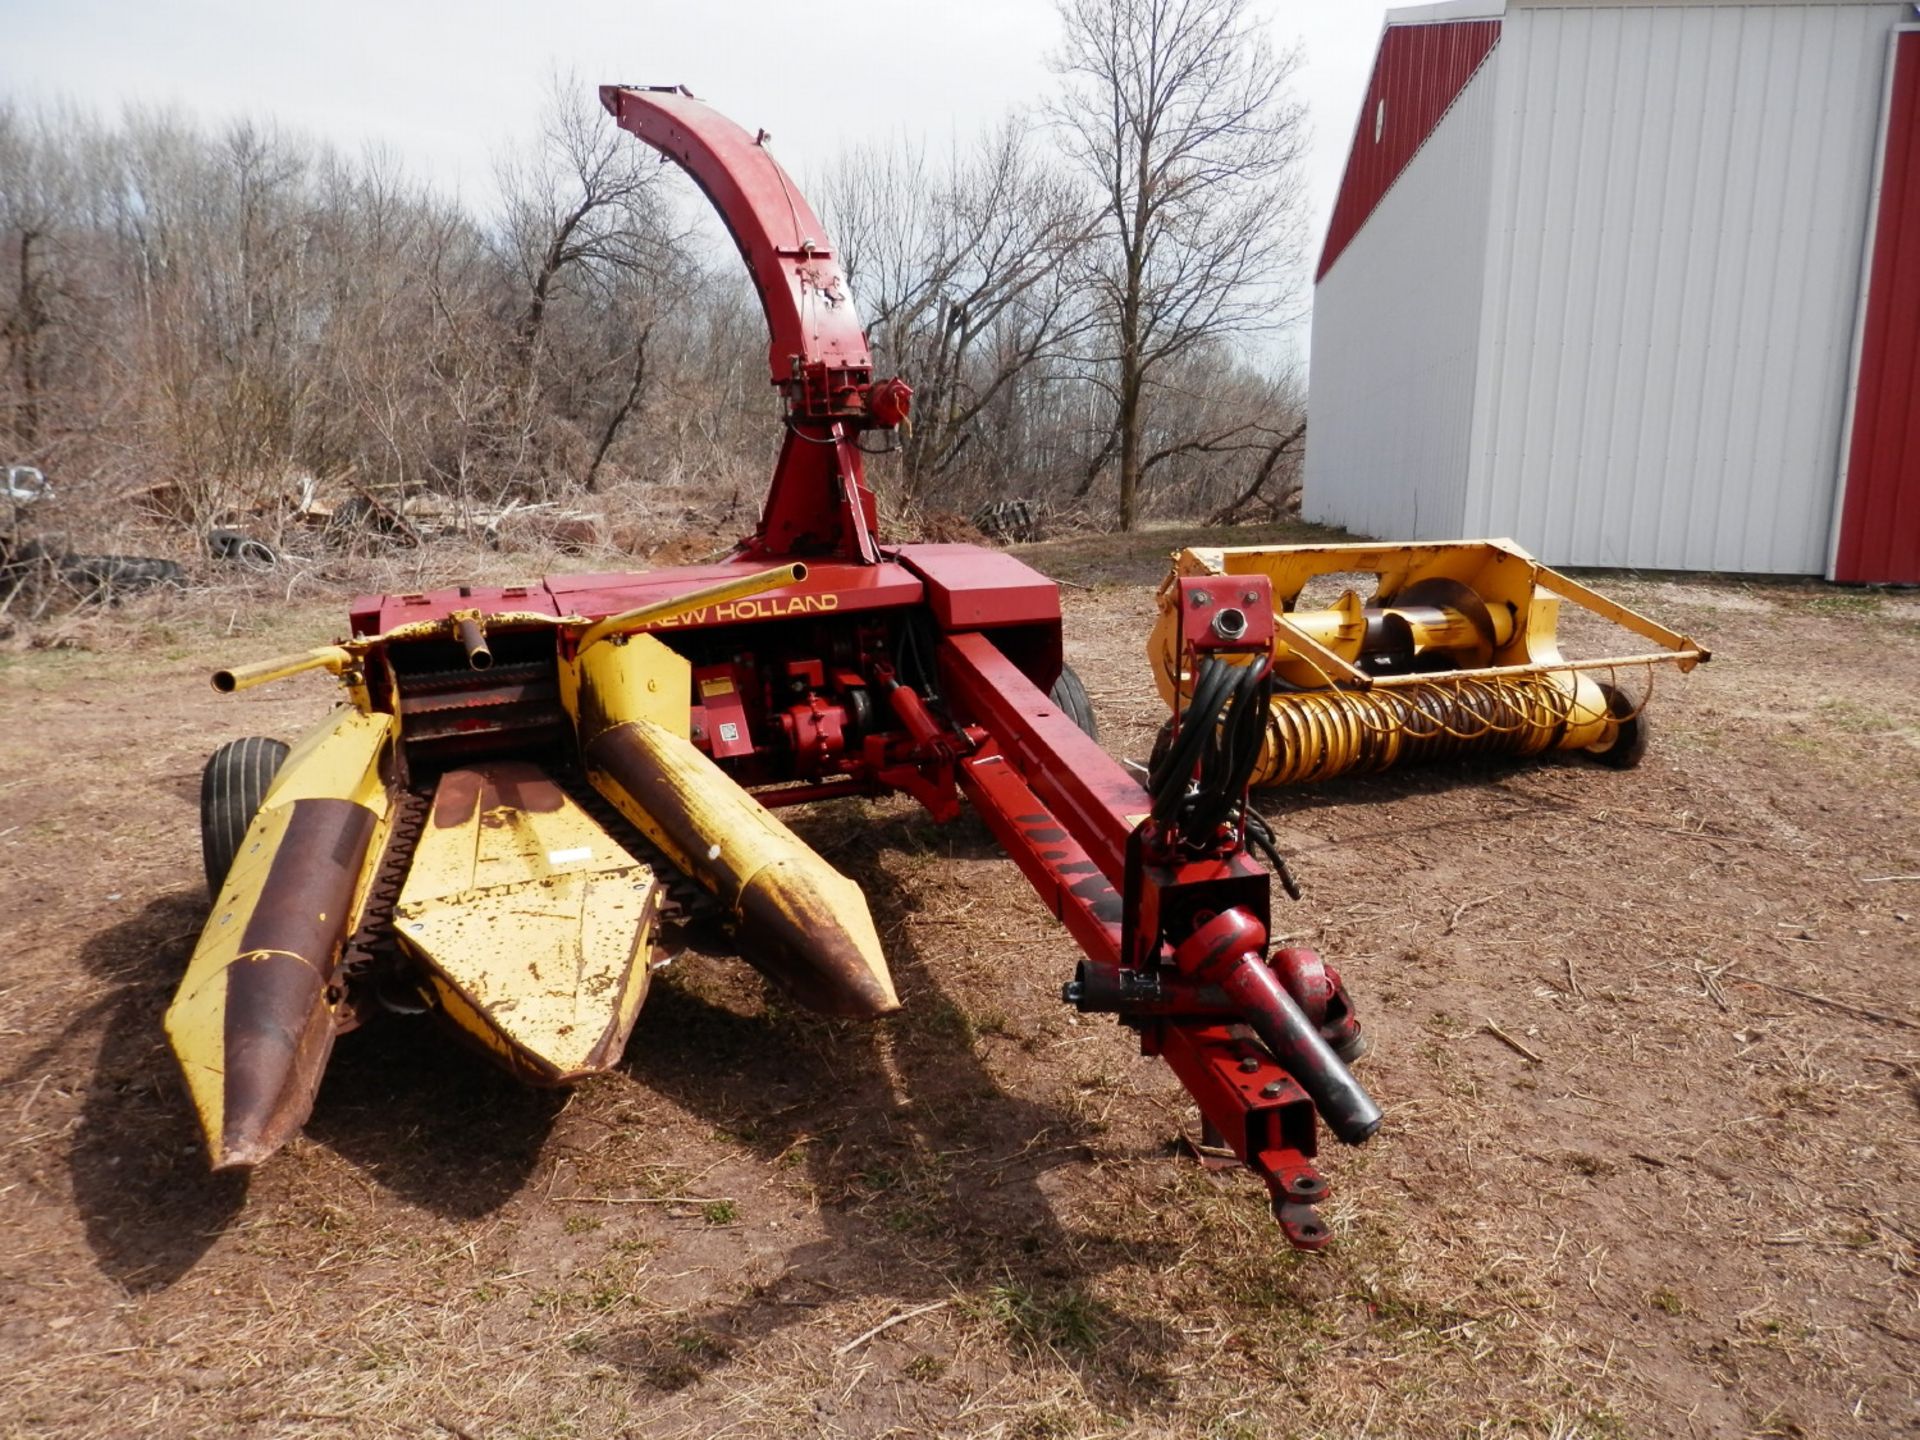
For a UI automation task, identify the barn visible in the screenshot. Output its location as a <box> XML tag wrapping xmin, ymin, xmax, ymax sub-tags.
<box><xmin>1302</xmin><ymin>0</ymin><xmax>1920</xmax><ymax>582</ymax></box>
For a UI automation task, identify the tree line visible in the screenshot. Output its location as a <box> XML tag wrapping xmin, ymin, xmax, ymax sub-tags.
<box><xmin>0</xmin><ymin>0</ymin><xmax>1307</xmax><ymax>547</ymax></box>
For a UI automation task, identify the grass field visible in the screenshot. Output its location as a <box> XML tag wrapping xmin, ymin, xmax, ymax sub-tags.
<box><xmin>2</xmin><ymin>524</ymin><xmax>1916</xmax><ymax>1438</ymax></box>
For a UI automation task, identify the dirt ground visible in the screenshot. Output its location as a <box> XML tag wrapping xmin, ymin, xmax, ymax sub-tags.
<box><xmin>2</xmin><ymin>525</ymin><xmax>1917</xmax><ymax>1439</ymax></box>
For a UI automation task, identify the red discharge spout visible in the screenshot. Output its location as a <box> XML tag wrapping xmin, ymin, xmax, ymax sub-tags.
<box><xmin>598</xmin><ymin>84</ymin><xmax>913</xmax><ymax>564</ymax></box>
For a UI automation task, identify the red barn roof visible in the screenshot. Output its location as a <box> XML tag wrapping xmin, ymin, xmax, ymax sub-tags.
<box><xmin>1316</xmin><ymin>18</ymin><xmax>1500</xmax><ymax>282</ymax></box>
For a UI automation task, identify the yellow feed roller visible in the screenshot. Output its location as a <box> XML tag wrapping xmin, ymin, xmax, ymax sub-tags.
<box><xmin>1149</xmin><ymin>539</ymin><xmax>1710</xmax><ymax>786</ymax></box>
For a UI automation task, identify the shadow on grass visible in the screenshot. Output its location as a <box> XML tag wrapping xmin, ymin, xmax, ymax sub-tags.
<box><xmin>1260</xmin><ymin>753</ymin><xmax>1629</xmax><ymax>849</ymax></box>
<box><xmin>63</xmin><ymin>888</ymin><xmax>562</xmax><ymax>1293</ymax></box>
<box><xmin>300</xmin><ymin>1020</ymin><xmax>562</xmax><ymax>1218</ymax></box>
<box><xmin>607</xmin><ymin>803</ymin><xmax>1184</xmax><ymax>1414</ymax></box>
<box><xmin>63</xmin><ymin>890</ymin><xmax>246</xmax><ymax>1292</ymax></box>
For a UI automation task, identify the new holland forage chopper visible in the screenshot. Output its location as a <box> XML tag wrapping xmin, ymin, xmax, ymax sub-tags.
<box><xmin>169</xmin><ymin>84</ymin><xmax>1392</xmax><ymax>1249</ymax></box>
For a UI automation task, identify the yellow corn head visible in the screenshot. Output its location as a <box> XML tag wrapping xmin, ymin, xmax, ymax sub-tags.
<box><xmin>171</xmin><ymin>563</ymin><xmax>896</xmax><ymax>1170</ymax></box>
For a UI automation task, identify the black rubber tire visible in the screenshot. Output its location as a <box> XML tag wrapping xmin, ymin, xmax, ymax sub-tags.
<box><xmin>211</xmin><ymin>530</ymin><xmax>279</xmax><ymax>572</ymax></box>
<box><xmin>60</xmin><ymin>553</ymin><xmax>187</xmax><ymax>599</ymax></box>
<box><xmin>1050</xmin><ymin>662</ymin><xmax>1099</xmax><ymax>742</ymax></box>
<box><xmin>1586</xmin><ymin>683</ymin><xmax>1649</xmax><ymax>770</ymax></box>
<box><xmin>234</xmin><ymin>538</ymin><xmax>278</xmax><ymax>571</ymax></box>
<box><xmin>200</xmin><ymin>736</ymin><xmax>289</xmax><ymax>893</ymax></box>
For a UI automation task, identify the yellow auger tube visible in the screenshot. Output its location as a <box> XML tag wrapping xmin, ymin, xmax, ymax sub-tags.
<box><xmin>1150</xmin><ymin>539</ymin><xmax>1709</xmax><ymax>786</ymax></box>
<box><xmin>212</xmin><ymin>646</ymin><xmax>353</xmax><ymax>693</ymax></box>
<box><xmin>166</xmin><ymin>708</ymin><xmax>398</xmax><ymax>1169</ymax></box>
<box><xmin>576</xmin><ymin>562</ymin><xmax>808</xmax><ymax>651</ymax></box>
<box><xmin>567</xmin><ymin>632</ymin><xmax>897</xmax><ymax>1019</ymax></box>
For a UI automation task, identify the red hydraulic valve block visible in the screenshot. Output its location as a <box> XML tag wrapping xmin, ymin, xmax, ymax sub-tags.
<box><xmin>1177</xmin><ymin>573</ymin><xmax>1276</xmax><ymax>655</ymax></box>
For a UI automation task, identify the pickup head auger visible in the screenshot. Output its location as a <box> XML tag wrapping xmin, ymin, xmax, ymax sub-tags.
<box><xmin>170</xmin><ymin>85</ymin><xmax>1380</xmax><ymax>1248</ymax></box>
<box><xmin>1148</xmin><ymin>541</ymin><xmax>1710</xmax><ymax>786</ymax></box>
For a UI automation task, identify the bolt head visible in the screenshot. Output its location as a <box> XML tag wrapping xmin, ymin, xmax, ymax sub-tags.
<box><xmin>1261</xmin><ymin>1080</ymin><xmax>1285</xmax><ymax>1098</ymax></box>
<box><xmin>1238</xmin><ymin>1056</ymin><xmax>1261</xmax><ymax>1074</ymax></box>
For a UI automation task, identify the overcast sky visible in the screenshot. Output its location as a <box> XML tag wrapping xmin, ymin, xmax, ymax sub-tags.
<box><xmin>0</xmin><ymin>0</ymin><xmax>1390</xmax><ymax>364</ymax></box>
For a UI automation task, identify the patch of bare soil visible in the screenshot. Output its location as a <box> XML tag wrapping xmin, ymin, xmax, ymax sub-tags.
<box><xmin>1</xmin><ymin>538</ymin><xmax>1916</xmax><ymax>1439</ymax></box>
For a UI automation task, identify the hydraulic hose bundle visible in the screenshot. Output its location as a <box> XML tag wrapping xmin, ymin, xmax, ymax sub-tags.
<box><xmin>1148</xmin><ymin>653</ymin><xmax>1272</xmax><ymax>836</ymax></box>
<box><xmin>1121</xmin><ymin>572</ymin><xmax>1381</xmax><ymax>1217</ymax></box>
<box><xmin>1147</xmin><ymin>654</ymin><xmax>1302</xmax><ymax>897</ymax></box>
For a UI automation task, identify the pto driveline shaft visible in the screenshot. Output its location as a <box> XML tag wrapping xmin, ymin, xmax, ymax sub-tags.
<box><xmin>1217</xmin><ymin>953</ymin><xmax>1382</xmax><ymax>1145</ymax></box>
<box><xmin>1174</xmin><ymin>907</ymin><xmax>1382</xmax><ymax>1145</ymax></box>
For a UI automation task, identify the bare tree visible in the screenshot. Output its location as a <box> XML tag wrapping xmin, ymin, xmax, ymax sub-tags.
<box><xmin>0</xmin><ymin>73</ymin><xmax>1302</xmax><ymax>562</ymax></box>
<box><xmin>1051</xmin><ymin>0</ymin><xmax>1307</xmax><ymax>529</ymax></box>
<box><xmin>1206</xmin><ymin>414</ymin><xmax>1305</xmax><ymax>524</ymax></box>
<box><xmin>823</xmin><ymin>121</ymin><xmax>1096</xmax><ymax>509</ymax></box>
<box><xmin>492</xmin><ymin>75</ymin><xmax>674</xmax><ymax>494</ymax></box>
<box><xmin>0</xmin><ymin>102</ymin><xmax>87</xmax><ymax>458</ymax></box>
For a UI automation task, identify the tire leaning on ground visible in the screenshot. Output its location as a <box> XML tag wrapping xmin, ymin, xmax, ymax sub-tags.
<box><xmin>1585</xmin><ymin>683</ymin><xmax>1649</xmax><ymax>770</ymax></box>
<box><xmin>1049</xmin><ymin>662</ymin><xmax>1099</xmax><ymax>742</ymax></box>
<box><xmin>200</xmin><ymin>736</ymin><xmax>290</xmax><ymax>893</ymax></box>
<box><xmin>57</xmin><ymin>554</ymin><xmax>188</xmax><ymax>601</ymax></box>
<box><xmin>210</xmin><ymin>529</ymin><xmax>279</xmax><ymax>572</ymax></box>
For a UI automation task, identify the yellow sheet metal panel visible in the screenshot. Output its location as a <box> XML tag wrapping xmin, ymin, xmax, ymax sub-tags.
<box><xmin>263</xmin><ymin>707</ymin><xmax>399</xmax><ymax>813</ymax></box>
<box><xmin>393</xmin><ymin>762</ymin><xmax>660</xmax><ymax>1082</ymax></box>
<box><xmin>166</xmin><ymin>800</ymin><xmax>289</xmax><ymax>1154</ymax></box>
<box><xmin>561</xmin><ymin>630</ymin><xmax>691</xmax><ymax>742</ymax></box>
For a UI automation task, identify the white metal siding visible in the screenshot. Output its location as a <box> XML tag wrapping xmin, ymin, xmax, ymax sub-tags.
<box><xmin>1304</xmin><ymin>54</ymin><xmax>1500</xmax><ymax>540</ymax></box>
<box><xmin>1464</xmin><ymin>2</ymin><xmax>1903</xmax><ymax>571</ymax></box>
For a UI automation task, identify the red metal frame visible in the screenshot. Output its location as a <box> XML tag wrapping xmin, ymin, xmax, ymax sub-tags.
<box><xmin>581</xmin><ymin>84</ymin><xmax>1385</xmax><ymax>1244</ymax></box>
<box><xmin>940</xmin><ymin>634</ymin><xmax>1344</xmax><ymax>1246</ymax></box>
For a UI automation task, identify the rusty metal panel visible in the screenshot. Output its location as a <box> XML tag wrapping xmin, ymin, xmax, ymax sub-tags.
<box><xmin>168</xmin><ymin>707</ymin><xmax>397</xmax><ymax>1170</ymax></box>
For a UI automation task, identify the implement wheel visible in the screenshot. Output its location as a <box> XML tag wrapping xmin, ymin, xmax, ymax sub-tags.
<box><xmin>200</xmin><ymin>736</ymin><xmax>289</xmax><ymax>893</ymax></box>
<box><xmin>1585</xmin><ymin>684</ymin><xmax>1648</xmax><ymax>770</ymax></box>
<box><xmin>1050</xmin><ymin>663</ymin><xmax>1099</xmax><ymax>742</ymax></box>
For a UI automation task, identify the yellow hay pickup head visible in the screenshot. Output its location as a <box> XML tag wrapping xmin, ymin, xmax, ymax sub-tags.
<box><xmin>1149</xmin><ymin>539</ymin><xmax>1710</xmax><ymax>786</ymax></box>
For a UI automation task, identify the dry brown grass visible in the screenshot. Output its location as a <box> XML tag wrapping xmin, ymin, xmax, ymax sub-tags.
<box><xmin>2</xmin><ymin>529</ymin><xmax>1917</xmax><ymax>1438</ymax></box>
